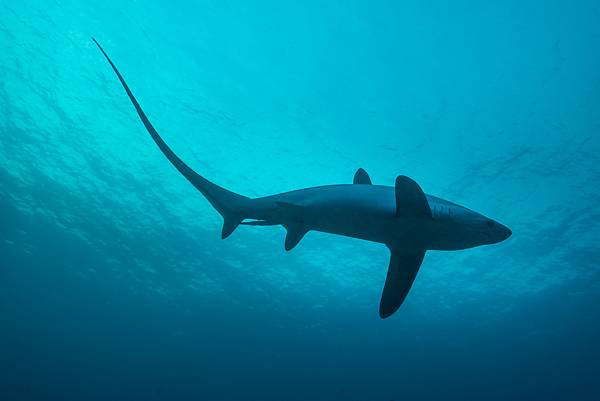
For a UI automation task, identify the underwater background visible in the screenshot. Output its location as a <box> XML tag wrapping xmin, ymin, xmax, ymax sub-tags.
<box><xmin>1</xmin><ymin>1</ymin><xmax>599</xmax><ymax>400</ymax></box>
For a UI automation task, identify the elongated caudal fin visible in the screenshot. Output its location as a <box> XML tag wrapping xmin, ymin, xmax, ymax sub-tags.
<box><xmin>93</xmin><ymin>38</ymin><xmax>250</xmax><ymax>237</ymax></box>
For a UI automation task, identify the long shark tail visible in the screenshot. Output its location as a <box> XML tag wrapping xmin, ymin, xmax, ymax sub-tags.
<box><xmin>93</xmin><ymin>38</ymin><xmax>250</xmax><ymax>239</ymax></box>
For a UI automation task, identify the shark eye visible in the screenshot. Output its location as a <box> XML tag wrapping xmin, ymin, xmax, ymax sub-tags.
<box><xmin>486</xmin><ymin>219</ymin><xmax>495</xmax><ymax>228</ymax></box>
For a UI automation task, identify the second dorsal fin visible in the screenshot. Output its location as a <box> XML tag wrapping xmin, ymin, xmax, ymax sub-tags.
<box><xmin>353</xmin><ymin>168</ymin><xmax>372</xmax><ymax>185</ymax></box>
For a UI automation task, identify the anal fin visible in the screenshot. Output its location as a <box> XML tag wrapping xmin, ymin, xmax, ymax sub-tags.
<box><xmin>222</xmin><ymin>214</ymin><xmax>243</xmax><ymax>239</ymax></box>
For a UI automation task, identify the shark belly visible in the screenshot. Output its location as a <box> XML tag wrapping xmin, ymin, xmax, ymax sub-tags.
<box><xmin>249</xmin><ymin>184</ymin><xmax>434</xmax><ymax>246</ymax></box>
<box><xmin>307</xmin><ymin>207</ymin><xmax>395</xmax><ymax>244</ymax></box>
<box><xmin>249</xmin><ymin>186</ymin><xmax>468</xmax><ymax>249</ymax></box>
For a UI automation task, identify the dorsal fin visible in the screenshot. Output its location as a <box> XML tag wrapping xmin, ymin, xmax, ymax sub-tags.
<box><xmin>394</xmin><ymin>175</ymin><xmax>431</xmax><ymax>217</ymax></box>
<box><xmin>353</xmin><ymin>168</ymin><xmax>372</xmax><ymax>185</ymax></box>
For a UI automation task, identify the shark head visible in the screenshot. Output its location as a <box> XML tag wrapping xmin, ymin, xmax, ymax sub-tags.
<box><xmin>429</xmin><ymin>198</ymin><xmax>512</xmax><ymax>249</ymax></box>
<box><xmin>467</xmin><ymin>212</ymin><xmax>512</xmax><ymax>246</ymax></box>
<box><xmin>452</xmin><ymin>206</ymin><xmax>512</xmax><ymax>247</ymax></box>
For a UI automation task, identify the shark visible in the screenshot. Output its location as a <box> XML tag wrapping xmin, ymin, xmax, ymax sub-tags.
<box><xmin>93</xmin><ymin>39</ymin><xmax>512</xmax><ymax>318</ymax></box>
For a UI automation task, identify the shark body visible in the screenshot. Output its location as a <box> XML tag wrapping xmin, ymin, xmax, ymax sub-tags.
<box><xmin>94</xmin><ymin>39</ymin><xmax>511</xmax><ymax>318</ymax></box>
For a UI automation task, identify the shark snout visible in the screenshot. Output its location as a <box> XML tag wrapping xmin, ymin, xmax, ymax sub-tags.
<box><xmin>481</xmin><ymin>219</ymin><xmax>511</xmax><ymax>244</ymax></box>
<box><xmin>496</xmin><ymin>223</ymin><xmax>512</xmax><ymax>242</ymax></box>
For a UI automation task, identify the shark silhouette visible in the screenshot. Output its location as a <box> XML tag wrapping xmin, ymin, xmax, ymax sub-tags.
<box><xmin>94</xmin><ymin>39</ymin><xmax>511</xmax><ymax>318</ymax></box>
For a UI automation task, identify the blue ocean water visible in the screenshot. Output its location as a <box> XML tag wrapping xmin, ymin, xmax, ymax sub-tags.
<box><xmin>1</xmin><ymin>1</ymin><xmax>599</xmax><ymax>400</ymax></box>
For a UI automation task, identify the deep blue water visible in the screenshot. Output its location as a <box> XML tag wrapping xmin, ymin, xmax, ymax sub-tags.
<box><xmin>1</xmin><ymin>1</ymin><xmax>599</xmax><ymax>400</ymax></box>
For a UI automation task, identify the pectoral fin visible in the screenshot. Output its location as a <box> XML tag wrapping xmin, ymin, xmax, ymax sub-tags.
<box><xmin>394</xmin><ymin>175</ymin><xmax>431</xmax><ymax>217</ymax></box>
<box><xmin>379</xmin><ymin>247</ymin><xmax>426</xmax><ymax>318</ymax></box>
